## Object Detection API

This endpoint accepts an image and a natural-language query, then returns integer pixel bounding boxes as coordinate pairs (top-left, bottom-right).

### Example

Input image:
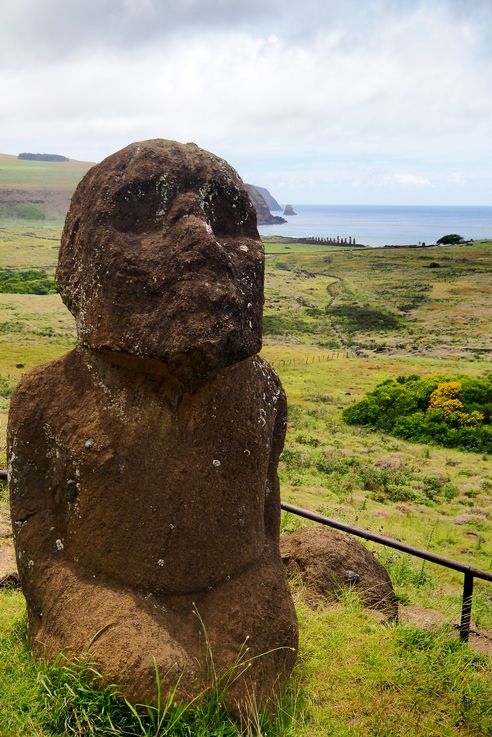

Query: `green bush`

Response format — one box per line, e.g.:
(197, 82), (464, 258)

(0, 203), (45, 220)
(12, 204), (46, 220)
(436, 234), (465, 245)
(0, 268), (57, 295)
(343, 374), (492, 453)
(0, 377), (13, 398)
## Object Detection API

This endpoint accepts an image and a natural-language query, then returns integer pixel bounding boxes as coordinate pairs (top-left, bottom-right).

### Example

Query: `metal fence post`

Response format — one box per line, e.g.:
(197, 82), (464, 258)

(459, 571), (474, 642)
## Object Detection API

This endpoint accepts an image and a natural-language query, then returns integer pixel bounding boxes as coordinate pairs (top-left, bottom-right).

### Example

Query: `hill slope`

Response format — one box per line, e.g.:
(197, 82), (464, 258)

(0, 154), (285, 225)
(245, 183), (286, 225)
(0, 153), (94, 219)
(0, 153), (284, 226)
(249, 183), (281, 211)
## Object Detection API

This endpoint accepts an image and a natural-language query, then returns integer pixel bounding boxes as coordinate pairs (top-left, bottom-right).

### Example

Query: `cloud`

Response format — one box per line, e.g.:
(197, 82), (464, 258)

(3, 0), (492, 66)
(0, 0), (277, 66)
(1, 0), (492, 203)
(388, 174), (433, 187)
(448, 172), (467, 185)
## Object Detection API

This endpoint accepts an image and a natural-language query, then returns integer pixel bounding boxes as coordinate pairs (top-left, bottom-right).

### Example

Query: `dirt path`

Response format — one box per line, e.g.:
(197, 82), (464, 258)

(323, 272), (353, 352)
(267, 251), (354, 352)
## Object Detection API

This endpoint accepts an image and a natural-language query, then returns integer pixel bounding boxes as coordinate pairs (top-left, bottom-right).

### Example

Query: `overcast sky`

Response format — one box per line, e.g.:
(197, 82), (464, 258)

(1, 0), (491, 204)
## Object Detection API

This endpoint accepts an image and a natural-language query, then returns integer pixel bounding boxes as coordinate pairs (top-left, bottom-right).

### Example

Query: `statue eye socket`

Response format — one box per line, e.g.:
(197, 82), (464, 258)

(203, 187), (256, 239)
(103, 178), (178, 234)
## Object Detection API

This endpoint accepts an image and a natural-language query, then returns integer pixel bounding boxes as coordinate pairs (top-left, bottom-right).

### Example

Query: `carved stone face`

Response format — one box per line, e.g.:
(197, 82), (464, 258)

(57, 139), (264, 380)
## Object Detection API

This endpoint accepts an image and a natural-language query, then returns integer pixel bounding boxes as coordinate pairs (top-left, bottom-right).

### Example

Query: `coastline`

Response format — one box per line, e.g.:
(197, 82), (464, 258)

(258, 204), (492, 247)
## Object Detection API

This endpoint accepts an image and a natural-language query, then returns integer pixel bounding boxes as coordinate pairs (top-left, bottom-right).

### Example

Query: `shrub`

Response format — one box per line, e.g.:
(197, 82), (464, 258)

(0, 377), (13, 398)
(0, 268), (57, 295)
(343, 374), (492, 453)
(436, 234), (465, 245)
(0, 203), (46, 219)
(12, 204), (45, 220)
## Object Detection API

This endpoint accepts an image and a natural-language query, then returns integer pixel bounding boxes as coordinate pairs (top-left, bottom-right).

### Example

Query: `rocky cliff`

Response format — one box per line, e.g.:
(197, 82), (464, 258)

(245, 184), (286, 225)
(250, 184), (281, 211)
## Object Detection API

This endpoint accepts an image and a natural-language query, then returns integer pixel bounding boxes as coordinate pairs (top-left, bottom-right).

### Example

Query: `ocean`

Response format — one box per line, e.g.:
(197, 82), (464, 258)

(257, 205), (492, 247)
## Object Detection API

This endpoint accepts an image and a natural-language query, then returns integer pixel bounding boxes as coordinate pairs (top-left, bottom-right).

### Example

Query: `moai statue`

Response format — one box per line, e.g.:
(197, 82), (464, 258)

(8, 140), (298, 706)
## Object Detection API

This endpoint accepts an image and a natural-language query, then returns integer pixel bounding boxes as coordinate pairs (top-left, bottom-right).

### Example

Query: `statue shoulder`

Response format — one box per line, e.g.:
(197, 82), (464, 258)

(8, 350), (84, 434)
(250, 355), (286, 400)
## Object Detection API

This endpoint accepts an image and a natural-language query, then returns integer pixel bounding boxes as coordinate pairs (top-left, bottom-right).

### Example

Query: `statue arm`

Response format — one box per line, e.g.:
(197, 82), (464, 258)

(264, 378), (288, 542)
(7, 368), (60, 617)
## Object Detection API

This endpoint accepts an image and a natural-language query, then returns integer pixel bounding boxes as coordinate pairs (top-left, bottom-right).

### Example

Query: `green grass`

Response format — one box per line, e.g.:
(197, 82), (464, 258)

(0, 152), (93, 220)
(264, 243), (355, 254)
(0, 217), (65, 270)
(263, 240), (492, 356)
(267, 350), (492, 623)
(0, 225), (491, 734)
(1, 589), (490, 737)
(0, 592), (300, 737)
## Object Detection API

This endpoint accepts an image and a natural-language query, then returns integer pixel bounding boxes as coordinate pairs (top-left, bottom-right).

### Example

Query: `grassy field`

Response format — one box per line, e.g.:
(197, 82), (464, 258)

(0, 221), (491, 735)
(0, 218), (65, 270)
(263, 239), (492, 357)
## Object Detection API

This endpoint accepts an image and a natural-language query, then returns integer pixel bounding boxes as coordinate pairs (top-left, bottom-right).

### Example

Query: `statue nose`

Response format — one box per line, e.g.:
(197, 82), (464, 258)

(176, 230), (234, 278)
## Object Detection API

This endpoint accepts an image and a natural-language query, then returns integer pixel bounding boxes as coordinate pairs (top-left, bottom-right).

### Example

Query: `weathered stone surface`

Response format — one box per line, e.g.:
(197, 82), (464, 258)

(283, 204), (297, 216)
(8, 139), (297, 707)
(281, 526), (398, 619)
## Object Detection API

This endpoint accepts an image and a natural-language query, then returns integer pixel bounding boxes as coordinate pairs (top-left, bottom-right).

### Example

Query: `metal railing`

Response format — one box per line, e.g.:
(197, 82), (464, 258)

(1, 469), (490, 642)
(281, 501), (492, 642)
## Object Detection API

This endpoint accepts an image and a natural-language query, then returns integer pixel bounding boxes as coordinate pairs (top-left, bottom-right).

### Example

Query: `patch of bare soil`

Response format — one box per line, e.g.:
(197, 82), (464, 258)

(401, 604), (449, 629)
(0, 542), (17, 585)
(401, 604), (492, 657)
(0, 508), (13, 539)
(0, 507), (18, 586)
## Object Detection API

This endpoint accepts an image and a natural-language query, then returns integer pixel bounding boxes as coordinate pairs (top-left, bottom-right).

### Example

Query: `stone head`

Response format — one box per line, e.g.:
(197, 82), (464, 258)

(57, 139), (264, 380)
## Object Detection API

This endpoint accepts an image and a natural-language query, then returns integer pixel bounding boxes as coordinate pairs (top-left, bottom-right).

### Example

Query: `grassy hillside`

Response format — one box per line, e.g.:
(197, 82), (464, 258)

(0, 153), (93, 219)
(0, 222), (491, 735)
(263, 240), (492, 358)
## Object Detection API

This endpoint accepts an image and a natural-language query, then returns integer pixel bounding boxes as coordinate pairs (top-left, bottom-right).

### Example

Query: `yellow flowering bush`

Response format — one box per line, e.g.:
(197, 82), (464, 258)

(343, 373), (492, 453)
(427, 381), (484, 426)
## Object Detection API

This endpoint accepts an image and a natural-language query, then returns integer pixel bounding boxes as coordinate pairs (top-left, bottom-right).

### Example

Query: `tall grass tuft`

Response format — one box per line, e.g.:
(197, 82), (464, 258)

(35, 608), (300, 737)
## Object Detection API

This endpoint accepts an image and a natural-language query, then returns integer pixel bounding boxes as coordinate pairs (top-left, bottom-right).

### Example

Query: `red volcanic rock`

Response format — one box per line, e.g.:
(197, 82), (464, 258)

(8, 140), (297, 708)
(281, 526), (398, 620)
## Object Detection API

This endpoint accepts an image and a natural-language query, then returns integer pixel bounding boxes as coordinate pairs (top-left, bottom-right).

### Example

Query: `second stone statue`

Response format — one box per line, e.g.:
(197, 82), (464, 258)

(8, 139), (298, 707)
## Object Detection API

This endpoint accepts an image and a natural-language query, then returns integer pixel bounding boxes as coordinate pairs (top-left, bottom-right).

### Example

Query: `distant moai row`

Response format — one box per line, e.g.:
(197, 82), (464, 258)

(302, 236), (356, 245)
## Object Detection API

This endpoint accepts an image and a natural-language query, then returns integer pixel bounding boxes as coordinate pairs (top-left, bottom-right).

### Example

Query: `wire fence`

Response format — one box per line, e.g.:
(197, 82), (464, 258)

(270, 351), (353, 367)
